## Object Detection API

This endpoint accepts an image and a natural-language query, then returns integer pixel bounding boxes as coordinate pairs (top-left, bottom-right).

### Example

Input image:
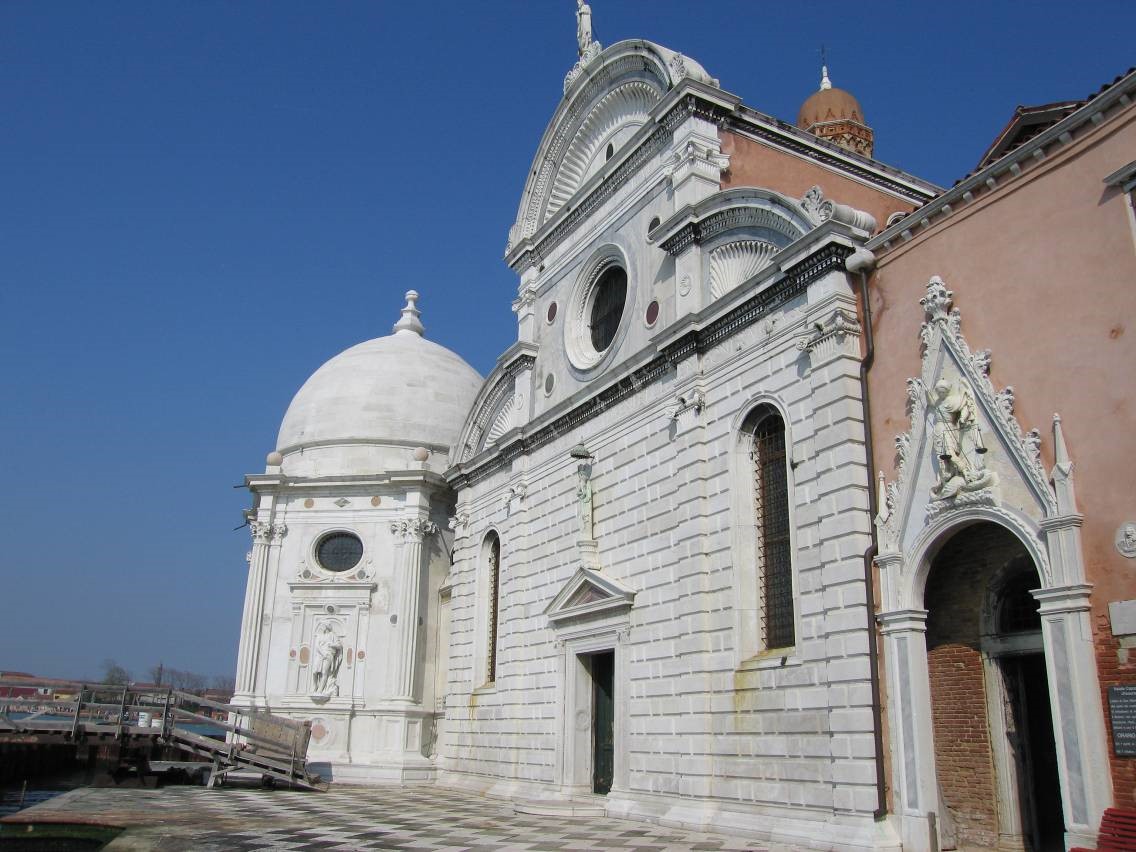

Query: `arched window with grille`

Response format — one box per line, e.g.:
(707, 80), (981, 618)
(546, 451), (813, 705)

(751, 408), (794, 649)
(484, 532), (501, 684)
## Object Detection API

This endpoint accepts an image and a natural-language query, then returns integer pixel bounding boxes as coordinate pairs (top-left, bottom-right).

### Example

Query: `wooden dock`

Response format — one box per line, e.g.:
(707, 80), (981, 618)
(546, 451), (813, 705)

(0, 679), (324, 791)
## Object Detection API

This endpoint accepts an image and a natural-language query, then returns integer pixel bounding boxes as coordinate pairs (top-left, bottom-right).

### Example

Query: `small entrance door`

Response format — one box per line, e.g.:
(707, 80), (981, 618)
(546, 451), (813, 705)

(1003, 654), (1065, 851)
(590, 651), (614, 794)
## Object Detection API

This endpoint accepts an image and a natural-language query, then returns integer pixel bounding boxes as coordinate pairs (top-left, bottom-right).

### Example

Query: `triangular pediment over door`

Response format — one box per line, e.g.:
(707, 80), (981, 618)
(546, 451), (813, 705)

(544, 567), (636, 627)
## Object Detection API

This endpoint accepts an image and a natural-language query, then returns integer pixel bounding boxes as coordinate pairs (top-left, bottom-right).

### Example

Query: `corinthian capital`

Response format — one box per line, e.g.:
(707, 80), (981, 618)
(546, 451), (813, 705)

(250, 521), (288, 542)
(389, 517), (438, 541)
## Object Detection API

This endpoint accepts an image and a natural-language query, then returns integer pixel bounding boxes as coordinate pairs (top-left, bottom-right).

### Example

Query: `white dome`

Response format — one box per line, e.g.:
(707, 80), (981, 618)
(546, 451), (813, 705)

(276, 292), (482, 459)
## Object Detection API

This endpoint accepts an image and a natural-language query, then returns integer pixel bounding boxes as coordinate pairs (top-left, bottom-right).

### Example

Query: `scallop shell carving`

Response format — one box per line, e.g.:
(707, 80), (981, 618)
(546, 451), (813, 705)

(484, 393), (520, 448)
(708, 240), (779, 299)
(544, 82), (658, 221)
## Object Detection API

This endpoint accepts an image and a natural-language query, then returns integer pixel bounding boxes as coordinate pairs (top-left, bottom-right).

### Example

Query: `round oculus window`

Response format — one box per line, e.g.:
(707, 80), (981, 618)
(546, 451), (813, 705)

(316, 532), (363, 573)
(588, 265), (627, 352)
(565, 255), (632, 371)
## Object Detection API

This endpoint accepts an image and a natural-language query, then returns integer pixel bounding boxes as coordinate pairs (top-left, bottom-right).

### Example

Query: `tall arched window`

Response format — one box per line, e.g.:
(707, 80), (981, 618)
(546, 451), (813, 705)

(752, 408), (794, 649)
(485, 532), (501, 684)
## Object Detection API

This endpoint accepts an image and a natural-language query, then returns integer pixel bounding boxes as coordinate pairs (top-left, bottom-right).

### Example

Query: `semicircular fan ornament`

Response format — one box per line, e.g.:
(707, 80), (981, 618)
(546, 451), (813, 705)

(708, 240), (779, 300)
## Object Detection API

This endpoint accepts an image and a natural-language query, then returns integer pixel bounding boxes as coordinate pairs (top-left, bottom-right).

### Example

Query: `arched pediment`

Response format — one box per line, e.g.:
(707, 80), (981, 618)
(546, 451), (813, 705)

(653, 187), (820, 258)
(453, 348), (536, 464)
(508, 40), (718, 252)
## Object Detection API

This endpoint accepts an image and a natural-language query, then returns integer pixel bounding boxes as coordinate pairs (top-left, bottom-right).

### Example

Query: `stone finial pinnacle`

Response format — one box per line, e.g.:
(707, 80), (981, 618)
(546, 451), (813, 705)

(393, 290), (425, 336)
(1052, 412), (1070, 467)
(820, 64), (832, 91)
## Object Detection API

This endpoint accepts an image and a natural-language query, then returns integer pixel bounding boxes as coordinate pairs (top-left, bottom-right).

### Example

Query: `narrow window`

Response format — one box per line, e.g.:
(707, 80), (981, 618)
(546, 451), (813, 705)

(486, 533), (501, 683)
(753, 411), (793, 648)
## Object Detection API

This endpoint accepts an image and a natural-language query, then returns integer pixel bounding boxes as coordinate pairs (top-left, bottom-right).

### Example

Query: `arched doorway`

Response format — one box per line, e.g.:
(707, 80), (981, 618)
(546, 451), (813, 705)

(924, 522), (1064, 851)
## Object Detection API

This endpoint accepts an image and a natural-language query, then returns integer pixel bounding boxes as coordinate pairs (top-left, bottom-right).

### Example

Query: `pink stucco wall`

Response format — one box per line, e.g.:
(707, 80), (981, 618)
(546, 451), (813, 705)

(868, 105), (1136, 804)
(720, 130), (921, 228)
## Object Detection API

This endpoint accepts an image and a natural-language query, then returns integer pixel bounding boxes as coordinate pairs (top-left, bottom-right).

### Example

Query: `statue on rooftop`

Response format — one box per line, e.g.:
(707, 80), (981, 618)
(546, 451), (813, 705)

(576, 0), (593, 57)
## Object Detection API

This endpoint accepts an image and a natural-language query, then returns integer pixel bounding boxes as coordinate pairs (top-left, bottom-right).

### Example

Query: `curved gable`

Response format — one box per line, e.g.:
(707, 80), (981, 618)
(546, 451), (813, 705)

(507, 40), (718, 253)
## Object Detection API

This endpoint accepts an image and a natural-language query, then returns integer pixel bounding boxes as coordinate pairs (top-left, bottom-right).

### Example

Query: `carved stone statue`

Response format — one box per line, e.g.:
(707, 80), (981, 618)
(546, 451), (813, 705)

(576, 463), (594, 540)
(926, 378), (997, 498)
(576, 0), (593, 57)
(312, 622), (343, 697)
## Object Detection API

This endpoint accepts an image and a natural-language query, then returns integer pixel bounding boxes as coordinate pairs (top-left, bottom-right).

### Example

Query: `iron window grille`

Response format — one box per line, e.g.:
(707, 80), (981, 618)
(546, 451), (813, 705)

(486, 534), (501, 683)
(753, 412), (794, 649)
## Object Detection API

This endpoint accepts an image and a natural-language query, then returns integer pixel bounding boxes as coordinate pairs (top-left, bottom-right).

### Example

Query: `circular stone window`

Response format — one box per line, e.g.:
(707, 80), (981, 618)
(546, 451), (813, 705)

(316, 532), (363, 573)
(565, 254), (631, 371)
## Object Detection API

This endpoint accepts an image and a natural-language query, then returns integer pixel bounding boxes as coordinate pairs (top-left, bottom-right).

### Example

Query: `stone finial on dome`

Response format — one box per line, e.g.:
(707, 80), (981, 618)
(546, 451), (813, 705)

(393, 290), (425, 336)
(820, 64), (832, 91)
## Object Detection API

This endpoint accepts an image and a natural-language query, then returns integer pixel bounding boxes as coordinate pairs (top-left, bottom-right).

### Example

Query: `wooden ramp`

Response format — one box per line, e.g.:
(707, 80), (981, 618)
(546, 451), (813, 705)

(0, 679), (324, 791)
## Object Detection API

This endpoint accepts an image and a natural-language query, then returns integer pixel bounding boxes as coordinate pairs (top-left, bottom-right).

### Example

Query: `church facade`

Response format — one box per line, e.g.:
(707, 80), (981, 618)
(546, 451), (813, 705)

(232, 16), (1136, 851)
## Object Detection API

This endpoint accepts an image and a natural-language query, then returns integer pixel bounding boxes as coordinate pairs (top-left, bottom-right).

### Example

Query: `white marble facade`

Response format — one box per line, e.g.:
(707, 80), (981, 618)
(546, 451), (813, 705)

(235, 37), (928, 850)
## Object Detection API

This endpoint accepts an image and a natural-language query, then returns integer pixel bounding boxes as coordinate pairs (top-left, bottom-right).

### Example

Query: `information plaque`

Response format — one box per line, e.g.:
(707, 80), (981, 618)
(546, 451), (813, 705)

(1108, 685), (1136, 757)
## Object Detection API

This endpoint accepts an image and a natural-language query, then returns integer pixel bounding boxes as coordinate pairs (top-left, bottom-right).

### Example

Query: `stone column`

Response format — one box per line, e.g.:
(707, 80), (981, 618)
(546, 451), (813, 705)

(878, 607), (938, 852)
(1033, 582), (1113, 849)
(389, 516), (436, 702)
(234, 520), (286, 702)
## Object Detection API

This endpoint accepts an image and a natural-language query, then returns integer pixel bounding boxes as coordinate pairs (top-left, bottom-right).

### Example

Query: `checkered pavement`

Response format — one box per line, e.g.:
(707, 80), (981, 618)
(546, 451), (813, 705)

(5, 783), (775, 850)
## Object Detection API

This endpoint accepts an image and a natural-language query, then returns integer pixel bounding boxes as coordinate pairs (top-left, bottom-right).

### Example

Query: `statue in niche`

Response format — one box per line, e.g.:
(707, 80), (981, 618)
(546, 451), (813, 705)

(925, 378), (997, 499)
(311, 622), (343, 697)
(576, 462), (594, 541)
(576, 0), (593, 57)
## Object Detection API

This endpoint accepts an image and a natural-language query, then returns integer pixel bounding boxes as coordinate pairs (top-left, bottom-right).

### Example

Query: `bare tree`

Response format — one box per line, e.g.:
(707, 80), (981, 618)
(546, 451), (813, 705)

(101, 658), (131, 684)
(210, 674), (236, 694)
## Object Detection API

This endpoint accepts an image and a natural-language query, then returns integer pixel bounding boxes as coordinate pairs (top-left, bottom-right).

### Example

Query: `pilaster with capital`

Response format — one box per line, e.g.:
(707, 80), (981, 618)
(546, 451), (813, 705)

(388, 516), (437, 701)
(234, 519), (288, 699)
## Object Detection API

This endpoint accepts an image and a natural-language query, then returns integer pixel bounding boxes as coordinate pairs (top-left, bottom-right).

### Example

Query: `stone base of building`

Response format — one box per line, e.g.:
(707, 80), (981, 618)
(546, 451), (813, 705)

(438, 770), (899, 850)
(309, 753), (437, 785)
(605, 790), (900, 851)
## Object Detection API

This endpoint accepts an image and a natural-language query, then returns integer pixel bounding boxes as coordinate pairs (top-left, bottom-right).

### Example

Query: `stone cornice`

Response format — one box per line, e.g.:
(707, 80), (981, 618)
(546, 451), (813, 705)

(245, 470), (451, 494)
(448, 238), (852, 489)
(868, 68), (1136, 254)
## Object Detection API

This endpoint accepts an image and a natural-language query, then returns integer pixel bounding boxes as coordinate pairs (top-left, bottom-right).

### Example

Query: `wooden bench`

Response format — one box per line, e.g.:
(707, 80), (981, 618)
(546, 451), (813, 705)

(1072, 808), (1136, 852)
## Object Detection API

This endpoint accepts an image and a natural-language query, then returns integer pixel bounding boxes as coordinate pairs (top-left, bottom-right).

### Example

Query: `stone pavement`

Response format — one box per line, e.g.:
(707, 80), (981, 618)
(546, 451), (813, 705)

(2, 783), (789, 850)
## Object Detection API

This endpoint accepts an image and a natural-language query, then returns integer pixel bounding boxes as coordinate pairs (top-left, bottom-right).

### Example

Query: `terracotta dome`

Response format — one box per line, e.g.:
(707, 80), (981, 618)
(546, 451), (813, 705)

(795, 66), (874, 158)
(798, 82), (865, 130)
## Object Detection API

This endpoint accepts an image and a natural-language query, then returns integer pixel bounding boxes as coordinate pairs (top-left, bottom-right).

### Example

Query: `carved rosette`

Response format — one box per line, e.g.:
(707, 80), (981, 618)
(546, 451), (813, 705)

(877, 276), (1055, 549)
(389, 517), (438, 541)
(250, 521), (288, 542)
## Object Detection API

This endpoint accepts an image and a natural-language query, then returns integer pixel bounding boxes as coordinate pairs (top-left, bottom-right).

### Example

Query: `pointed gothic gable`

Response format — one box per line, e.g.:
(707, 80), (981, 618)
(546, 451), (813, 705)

(877, 276), (1057, 571)
(544, 567), (636, 626)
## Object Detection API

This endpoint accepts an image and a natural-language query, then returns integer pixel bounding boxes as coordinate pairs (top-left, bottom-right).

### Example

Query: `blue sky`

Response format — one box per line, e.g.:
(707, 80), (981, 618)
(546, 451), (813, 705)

(2, 1), (1130, 682)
